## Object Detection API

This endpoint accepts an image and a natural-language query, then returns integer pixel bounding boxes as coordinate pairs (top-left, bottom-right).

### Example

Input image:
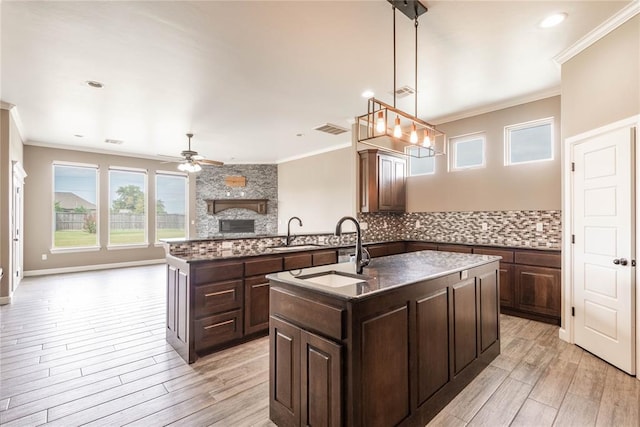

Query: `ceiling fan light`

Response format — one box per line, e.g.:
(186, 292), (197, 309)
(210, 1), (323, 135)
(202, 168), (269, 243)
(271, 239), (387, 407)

(177, 163), (187, 172)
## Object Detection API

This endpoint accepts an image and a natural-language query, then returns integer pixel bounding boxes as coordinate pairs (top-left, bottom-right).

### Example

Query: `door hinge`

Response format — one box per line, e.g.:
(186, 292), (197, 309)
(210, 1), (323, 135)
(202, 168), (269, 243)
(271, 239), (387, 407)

(571, 162), (575, 172)
(571, 307), (575, 317)
(571, 234), (575, 244)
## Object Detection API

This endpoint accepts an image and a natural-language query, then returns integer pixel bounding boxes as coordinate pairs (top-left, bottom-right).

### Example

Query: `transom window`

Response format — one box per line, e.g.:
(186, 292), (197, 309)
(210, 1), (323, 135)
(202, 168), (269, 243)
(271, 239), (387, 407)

(505, 118), (554, 165)
(449, 133), (485, 171)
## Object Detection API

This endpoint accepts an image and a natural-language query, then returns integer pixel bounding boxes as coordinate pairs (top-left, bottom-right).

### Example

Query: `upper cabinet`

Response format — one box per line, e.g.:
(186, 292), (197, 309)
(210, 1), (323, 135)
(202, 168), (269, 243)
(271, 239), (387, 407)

(359, 149), (406, 213)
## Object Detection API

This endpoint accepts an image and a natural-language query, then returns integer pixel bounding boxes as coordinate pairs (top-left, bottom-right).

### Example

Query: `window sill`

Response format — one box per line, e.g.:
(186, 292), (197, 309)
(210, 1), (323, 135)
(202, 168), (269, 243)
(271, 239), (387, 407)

(107, 244), (150, 251)
(50, 246), (101, 254)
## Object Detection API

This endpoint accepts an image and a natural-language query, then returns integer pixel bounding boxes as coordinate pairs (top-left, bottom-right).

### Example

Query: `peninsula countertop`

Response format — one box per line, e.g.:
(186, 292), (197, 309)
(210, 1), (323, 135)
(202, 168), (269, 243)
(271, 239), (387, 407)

(266, 250), (501, 300)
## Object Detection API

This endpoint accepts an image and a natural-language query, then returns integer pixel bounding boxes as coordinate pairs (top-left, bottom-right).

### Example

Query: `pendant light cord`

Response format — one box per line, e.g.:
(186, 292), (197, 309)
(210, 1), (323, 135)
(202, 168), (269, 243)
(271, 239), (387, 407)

(393, 7), (396, 108)
(414, 18), (419, 117)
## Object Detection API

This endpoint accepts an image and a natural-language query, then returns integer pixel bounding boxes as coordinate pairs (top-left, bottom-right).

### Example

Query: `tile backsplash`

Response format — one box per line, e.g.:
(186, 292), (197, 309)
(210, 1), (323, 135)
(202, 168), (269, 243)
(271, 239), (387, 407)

(361, 210), (561, 249)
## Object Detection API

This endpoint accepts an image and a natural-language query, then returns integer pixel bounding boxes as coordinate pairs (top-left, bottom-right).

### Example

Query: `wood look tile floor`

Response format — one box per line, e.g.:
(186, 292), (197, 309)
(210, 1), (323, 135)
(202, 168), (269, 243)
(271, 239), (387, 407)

(1, 265), (638, 426)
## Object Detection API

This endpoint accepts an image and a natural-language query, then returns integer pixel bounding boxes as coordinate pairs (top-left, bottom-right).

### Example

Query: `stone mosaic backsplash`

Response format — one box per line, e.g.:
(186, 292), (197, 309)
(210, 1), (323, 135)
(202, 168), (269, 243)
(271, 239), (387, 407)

(360, 210), (562, 249)
(167, 233), (357, 257)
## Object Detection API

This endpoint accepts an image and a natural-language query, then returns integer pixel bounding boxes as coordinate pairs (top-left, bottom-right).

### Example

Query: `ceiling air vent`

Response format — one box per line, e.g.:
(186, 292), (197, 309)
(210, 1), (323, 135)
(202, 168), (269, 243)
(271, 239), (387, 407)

(391, 85), (416, 98)
(104, 138), (124, 145)
(313, 123), (349, 135)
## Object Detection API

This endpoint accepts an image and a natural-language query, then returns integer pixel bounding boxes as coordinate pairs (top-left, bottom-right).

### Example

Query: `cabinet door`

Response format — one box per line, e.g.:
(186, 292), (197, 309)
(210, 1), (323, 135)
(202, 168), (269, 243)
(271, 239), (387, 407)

(245, 275), (270, 335)
(312, 250), (337, 266)
(515, 265), (561, 318)
(479, 271), (499, 353)
(452, 278), (477, 375)
(499, 263), (515, 309)
(391, 157), (406, 211)
(301, 331), (342, 427)
(416, 288), (450, 405)
(406, 242), (438, 252)
(378, 155), (395, 211)
(270, 316), (301, 427)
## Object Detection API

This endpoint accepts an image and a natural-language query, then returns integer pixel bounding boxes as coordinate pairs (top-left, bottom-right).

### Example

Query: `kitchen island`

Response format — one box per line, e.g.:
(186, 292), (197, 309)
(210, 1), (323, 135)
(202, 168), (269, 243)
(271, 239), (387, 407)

(267, 250), (501, 427)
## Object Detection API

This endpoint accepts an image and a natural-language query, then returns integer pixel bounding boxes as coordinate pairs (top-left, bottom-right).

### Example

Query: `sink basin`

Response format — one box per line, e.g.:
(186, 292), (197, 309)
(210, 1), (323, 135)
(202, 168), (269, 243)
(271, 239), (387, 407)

(270, 244), (322, 252)
(298, 271), (369, 288)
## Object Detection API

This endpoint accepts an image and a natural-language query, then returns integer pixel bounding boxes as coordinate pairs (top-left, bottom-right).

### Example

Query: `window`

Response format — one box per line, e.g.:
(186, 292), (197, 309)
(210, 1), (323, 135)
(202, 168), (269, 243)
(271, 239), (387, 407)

(109, 168), (147, 246)
(407, 146), (435, 176)
(505, 118), (553, 165)
(156, 173), (188, 242)
(450, 133), (485, 170)
(53, 163), (99, 249)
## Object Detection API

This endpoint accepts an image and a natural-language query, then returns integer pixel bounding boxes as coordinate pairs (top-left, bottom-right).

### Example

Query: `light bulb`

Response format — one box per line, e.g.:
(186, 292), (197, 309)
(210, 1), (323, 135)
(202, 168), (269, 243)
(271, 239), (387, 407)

(193, 163), (202, 172)
(177, 163), (187, 172)
(393, 115), (402, 138)
(423, 130), (432, 148)
(376, 111), (385, 133)
(410, 123), (418, 144)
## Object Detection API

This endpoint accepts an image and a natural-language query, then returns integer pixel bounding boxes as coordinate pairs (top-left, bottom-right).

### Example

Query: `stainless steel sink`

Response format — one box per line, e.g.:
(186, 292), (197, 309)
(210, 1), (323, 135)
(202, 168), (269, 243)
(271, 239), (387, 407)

(270, 244), (322, 252)
(298, 271), (369, 288)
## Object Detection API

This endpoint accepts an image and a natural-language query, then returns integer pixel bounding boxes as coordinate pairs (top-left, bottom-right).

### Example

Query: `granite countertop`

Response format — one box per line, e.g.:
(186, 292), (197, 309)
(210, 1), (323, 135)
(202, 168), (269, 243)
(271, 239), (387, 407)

(167, 243), (349, 262)
(266, 251), (501, 300)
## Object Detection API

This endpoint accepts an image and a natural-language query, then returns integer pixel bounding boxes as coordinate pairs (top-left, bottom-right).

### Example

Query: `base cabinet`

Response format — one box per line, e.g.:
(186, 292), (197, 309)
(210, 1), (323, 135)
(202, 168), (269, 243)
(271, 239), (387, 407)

(270, 316), (342, 427)
(269, 261), (500, 426)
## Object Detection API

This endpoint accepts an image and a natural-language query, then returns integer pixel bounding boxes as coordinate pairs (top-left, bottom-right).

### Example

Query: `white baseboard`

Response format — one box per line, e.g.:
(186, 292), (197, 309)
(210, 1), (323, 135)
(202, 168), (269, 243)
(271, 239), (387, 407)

(558, 327), (571, 343)
(0, 295), (12, 305)
(24, 259), (166, 277)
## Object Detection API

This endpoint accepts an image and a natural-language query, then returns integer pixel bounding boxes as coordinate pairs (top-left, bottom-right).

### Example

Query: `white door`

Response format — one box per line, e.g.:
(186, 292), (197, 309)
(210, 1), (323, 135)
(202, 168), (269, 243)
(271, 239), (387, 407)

(12, 162), (26, 292)
(572, 125), (635, 375)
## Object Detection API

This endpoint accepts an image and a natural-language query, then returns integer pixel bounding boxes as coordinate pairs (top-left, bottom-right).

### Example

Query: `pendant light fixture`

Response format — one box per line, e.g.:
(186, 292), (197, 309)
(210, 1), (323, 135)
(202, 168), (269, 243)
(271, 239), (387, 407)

(356, 0), (445, 158)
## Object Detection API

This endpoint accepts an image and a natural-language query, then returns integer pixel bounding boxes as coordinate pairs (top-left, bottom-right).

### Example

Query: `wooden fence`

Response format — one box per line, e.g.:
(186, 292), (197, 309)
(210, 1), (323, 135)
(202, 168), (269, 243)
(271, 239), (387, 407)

(55, 213), (185, 231)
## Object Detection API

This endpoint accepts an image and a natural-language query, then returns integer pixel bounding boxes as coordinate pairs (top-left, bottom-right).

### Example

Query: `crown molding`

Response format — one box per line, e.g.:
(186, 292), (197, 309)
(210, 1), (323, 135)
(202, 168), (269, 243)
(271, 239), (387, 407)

(554, 0), (640, 65)
(276, 142), (352, 164)
(430, 88), (561, 126)
(0, 101), (26, 142)
(24, 139), (179, 162)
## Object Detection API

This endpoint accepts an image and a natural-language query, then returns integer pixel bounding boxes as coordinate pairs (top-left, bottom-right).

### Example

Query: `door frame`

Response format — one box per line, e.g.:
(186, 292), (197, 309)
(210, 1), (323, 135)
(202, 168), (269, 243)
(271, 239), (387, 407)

(11, 161), (27, 293)
(562, 115), (640, 374)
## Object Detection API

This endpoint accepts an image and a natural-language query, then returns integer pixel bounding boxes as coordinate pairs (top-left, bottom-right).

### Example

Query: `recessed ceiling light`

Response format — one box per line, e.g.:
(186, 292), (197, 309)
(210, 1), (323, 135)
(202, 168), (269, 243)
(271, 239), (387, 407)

(104, 138), (123, 145)
(539, 13), (567, 28)
(361, 90), (374, 98)
(74, 134), (84, 138)
(86, 80), (104, 88)
(296, 133), (304, 137)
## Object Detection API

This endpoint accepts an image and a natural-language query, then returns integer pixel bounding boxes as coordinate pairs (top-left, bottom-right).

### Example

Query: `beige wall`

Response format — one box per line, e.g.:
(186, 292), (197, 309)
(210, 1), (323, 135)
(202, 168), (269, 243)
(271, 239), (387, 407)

(277, 147), (356, 234)
(407, 96), (561, 212)
(561, 15), (640, 139)
(23, 145), (196, 272)
(1, 108), (25, 300)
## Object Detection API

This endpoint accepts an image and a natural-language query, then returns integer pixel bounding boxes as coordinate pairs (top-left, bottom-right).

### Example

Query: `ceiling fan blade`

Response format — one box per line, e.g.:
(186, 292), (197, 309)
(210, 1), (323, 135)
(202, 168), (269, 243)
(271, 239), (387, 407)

(197, 159), (224, 166)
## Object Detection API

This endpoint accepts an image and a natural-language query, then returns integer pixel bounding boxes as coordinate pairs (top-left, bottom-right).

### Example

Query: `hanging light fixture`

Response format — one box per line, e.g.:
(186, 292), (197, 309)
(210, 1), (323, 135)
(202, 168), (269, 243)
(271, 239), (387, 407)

(356, 0), (445, 158)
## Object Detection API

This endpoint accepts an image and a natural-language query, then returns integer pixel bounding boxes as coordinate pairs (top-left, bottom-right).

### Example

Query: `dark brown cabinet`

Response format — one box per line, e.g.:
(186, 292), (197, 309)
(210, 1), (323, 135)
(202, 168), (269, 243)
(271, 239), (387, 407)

(406, 242), (438, 252)
(365, 241), (406, 258)
(514, 265), (561, 318)
(244, 275), (271, 335)
(269, 260), (500, 426)
(358, 149), (406, 213)
(270, 316), (342, 427)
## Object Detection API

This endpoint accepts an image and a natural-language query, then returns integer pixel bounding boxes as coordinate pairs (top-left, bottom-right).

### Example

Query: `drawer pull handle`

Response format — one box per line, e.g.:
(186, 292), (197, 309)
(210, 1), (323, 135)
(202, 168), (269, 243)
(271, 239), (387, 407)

(204, 319), (235, 330)
(253, 283), (269, 288)
(204, 289), (235, 298)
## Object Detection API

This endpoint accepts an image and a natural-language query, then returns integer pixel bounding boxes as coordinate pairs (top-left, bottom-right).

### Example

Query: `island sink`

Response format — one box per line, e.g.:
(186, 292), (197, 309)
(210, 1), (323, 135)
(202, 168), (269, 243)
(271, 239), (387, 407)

(297, 270), (369, 288)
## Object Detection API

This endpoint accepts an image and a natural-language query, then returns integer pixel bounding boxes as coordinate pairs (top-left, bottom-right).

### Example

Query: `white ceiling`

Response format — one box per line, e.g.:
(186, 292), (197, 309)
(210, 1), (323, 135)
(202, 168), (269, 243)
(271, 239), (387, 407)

(1, 1), (630, 164)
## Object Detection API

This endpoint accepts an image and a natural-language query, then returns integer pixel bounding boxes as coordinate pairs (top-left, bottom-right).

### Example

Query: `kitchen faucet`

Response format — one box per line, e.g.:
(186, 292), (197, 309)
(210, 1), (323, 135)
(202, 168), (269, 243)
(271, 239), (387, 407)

(286, 216), (303, 246)
(335, 216), (370, 274)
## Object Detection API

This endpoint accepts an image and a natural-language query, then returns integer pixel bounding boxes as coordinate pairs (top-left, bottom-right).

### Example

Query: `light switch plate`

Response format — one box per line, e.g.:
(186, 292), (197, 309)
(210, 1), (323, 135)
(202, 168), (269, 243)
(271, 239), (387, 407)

(481, 223), (488, 231)
(536, 223), (544, 232)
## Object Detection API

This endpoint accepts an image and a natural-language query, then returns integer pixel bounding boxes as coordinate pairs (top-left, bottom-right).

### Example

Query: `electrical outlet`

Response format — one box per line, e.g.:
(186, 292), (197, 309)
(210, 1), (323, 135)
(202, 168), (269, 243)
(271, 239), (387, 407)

(41, 254), (47, 261)
(221, 241), (232, 249)
(481, 223), (488, 231)
(415, 220), (421, 228)
(536, 223), (544, 232)
(360, 222), (368, 230)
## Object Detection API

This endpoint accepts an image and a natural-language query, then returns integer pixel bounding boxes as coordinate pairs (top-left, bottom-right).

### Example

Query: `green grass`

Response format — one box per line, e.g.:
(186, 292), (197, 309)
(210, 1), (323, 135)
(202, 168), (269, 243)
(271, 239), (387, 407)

(54, 228), (186, 247)
(54, 230), (98, 247)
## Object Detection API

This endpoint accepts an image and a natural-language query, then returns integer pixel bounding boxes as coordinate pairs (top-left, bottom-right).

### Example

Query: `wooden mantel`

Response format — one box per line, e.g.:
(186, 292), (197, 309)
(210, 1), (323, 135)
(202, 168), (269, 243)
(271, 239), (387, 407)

(206, 199), (268, 215)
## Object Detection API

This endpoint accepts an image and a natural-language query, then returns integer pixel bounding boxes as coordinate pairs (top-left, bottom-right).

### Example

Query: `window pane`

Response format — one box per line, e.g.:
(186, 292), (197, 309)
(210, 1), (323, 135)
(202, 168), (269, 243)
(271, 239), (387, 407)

(156, 174), (187, 241)
(109, 170), (147, 245)
(53, 165), (99, 248)
(408, 146), (435, 176)
(509, 122), (552, 164)
(455, 138), (484, 168)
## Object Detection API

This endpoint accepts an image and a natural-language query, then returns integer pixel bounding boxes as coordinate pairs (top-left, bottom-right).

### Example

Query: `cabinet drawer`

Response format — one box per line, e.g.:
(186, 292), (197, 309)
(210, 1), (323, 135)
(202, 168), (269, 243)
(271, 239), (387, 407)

(193, 261), (243, 285)
(514, 251), (561, 268)
(474, 247), (514, 263)
(406, 242), (438, 252)
(438, 244), (472, 254)
(366, 244), (388, 258)
(245, 256), (283, 276)
(194, 280), (242, 318)
(312, 251), (337, 266)
(195, 310), (243, 351)
(284, 253), (313, 270)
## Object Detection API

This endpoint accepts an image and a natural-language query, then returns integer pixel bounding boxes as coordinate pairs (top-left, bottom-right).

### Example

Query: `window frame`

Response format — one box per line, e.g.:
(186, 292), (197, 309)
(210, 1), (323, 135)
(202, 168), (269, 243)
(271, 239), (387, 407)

(155, 171), (189, 244)
(405, 146), (436, 176)
(51, 162), (100, 253)
(107, 166), (149, 249)
(449, 132), (486, 171)
(504, 117), (554, 166)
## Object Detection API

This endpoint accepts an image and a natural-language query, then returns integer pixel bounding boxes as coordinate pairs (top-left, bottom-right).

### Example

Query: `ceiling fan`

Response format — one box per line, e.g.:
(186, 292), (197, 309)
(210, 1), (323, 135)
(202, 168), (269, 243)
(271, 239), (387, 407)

(162, 133), (224, 172)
